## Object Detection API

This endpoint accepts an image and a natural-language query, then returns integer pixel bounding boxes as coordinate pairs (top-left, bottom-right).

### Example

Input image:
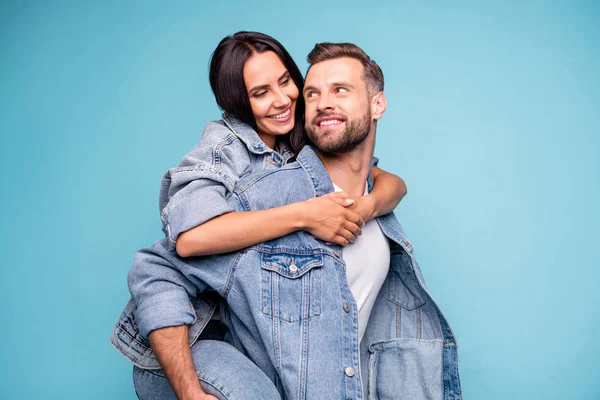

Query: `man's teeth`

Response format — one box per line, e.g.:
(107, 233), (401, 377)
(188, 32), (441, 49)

(270, 109), (290, 119)
(319, 119), (342, 126)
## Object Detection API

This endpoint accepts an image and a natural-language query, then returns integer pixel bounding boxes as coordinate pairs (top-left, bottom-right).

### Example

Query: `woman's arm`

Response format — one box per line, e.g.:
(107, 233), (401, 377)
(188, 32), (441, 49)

(348, 166), (407, 223)
(176, 193), (363, 257)
(176, 166), (406, 258)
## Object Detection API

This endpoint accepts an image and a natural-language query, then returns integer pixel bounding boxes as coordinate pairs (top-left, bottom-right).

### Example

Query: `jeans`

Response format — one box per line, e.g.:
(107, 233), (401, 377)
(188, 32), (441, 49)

(133, 339), (281, 400)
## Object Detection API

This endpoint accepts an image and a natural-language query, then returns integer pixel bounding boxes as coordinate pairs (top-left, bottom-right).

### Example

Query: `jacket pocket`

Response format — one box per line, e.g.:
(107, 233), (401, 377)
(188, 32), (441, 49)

(260, 252), (323, 322)
(368, 338), (444, 400)
(387, 250), (426, 310)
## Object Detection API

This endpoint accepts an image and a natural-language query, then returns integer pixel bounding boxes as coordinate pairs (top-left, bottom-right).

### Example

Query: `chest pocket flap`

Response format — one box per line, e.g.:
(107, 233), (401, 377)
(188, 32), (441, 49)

(260, 252), (323, 322)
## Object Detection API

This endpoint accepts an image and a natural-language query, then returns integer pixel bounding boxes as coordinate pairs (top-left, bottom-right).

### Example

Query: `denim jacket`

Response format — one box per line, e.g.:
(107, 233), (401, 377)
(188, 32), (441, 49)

(111, 145), (462, 399)
(158, 113), (292, 247)
(109, 113), (291, 366)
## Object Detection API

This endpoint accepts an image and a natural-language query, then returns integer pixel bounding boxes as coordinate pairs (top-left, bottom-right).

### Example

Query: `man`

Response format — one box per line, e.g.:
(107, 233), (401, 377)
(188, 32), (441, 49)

(112, 42), (462, 400)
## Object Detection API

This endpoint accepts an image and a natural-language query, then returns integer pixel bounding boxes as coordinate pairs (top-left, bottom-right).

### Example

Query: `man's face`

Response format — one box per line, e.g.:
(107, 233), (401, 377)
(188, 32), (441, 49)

(303, 57), (372, 154)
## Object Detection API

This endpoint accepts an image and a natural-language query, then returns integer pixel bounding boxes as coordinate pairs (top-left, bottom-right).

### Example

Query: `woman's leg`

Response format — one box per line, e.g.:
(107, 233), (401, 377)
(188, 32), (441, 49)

(133, 339), (281, 400)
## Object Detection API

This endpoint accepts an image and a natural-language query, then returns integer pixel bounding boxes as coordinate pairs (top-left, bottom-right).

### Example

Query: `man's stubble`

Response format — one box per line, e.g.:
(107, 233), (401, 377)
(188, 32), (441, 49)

(305, 108), (372, 154)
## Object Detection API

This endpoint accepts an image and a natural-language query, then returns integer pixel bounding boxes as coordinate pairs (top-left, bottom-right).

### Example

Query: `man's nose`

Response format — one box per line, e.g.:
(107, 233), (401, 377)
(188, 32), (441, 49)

(316, 92), (334, 112)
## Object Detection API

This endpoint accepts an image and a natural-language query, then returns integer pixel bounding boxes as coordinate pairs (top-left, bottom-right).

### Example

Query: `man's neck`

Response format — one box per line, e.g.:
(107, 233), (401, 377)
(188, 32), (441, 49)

(316, 131), (376, 196)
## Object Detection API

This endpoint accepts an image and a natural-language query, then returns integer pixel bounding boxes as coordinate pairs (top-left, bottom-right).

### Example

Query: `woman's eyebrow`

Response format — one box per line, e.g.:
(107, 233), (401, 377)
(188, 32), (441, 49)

(248, 84), (268, 94)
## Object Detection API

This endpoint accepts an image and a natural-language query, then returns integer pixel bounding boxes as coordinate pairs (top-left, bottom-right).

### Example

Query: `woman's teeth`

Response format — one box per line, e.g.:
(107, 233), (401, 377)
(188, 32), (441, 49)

(270, 109), (290, 119)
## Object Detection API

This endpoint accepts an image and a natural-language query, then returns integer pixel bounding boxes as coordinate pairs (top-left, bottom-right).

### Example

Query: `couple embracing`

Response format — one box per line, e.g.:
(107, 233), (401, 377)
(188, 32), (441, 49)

(111, 31), (461, 400)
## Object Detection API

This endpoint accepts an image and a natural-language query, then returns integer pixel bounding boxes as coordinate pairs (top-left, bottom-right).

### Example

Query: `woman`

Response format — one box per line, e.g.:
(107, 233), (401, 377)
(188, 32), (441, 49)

(134, 31), (406, 400)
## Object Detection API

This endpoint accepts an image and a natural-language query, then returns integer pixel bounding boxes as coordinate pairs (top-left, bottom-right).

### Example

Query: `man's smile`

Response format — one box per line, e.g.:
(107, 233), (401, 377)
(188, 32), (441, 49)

(316, 115), (345, 128)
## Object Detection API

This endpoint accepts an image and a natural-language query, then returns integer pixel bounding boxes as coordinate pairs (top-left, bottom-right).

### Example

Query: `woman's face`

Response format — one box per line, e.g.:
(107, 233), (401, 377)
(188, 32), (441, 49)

(243, 51), (299, 149)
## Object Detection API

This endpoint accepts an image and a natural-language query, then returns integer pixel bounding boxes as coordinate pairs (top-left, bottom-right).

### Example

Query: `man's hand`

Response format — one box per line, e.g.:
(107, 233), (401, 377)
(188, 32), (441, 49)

(148, 326), (219, 400)
(300, 192), (364, 245)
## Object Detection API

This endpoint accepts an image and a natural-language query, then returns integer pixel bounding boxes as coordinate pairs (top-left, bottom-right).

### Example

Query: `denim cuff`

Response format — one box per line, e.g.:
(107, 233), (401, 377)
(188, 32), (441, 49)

(135, 290), (196, 340)
(162, 185), (235, 248)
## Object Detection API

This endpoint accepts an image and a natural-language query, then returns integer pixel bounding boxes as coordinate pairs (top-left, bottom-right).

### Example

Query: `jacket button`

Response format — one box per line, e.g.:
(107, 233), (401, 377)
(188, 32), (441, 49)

(345, 367), (355, 377)
(289, 264), (298, 273)
(343, 303), (351, 313)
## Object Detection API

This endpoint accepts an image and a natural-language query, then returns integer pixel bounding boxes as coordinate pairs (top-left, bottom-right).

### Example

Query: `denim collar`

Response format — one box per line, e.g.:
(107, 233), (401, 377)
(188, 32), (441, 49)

(296, 146), (380, 196)
(221, 112), (272, 155)
(296, 146), (335, 197)
(221, 112), (295, 163)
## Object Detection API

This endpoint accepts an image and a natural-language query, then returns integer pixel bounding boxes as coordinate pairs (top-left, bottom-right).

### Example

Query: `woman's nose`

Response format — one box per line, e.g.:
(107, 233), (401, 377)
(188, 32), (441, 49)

(273, 89), (291, 108)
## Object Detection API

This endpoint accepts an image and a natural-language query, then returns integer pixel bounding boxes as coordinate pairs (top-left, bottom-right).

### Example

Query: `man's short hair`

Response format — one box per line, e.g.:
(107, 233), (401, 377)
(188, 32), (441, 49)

(307, 42), (384, 96)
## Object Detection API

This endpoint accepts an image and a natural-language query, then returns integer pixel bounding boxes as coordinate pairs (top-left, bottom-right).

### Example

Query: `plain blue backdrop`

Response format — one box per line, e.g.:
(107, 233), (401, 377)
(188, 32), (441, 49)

(1, 1), (598, 399)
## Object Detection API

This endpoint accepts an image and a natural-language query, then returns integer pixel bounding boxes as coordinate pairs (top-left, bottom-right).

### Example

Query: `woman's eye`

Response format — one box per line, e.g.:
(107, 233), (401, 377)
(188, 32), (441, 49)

(254, 91), (267, 98)
(280, 77), (290, 86)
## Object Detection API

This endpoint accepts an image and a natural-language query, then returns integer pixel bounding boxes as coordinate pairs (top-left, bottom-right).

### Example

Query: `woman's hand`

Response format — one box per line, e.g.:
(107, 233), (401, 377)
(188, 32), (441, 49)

(346, 194), (377, 223)
(300, 192), (364, 245)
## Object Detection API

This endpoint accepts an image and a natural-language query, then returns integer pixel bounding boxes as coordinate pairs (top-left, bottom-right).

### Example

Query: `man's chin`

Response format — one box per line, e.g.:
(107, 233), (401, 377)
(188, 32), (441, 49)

(312, 139), (347, 154)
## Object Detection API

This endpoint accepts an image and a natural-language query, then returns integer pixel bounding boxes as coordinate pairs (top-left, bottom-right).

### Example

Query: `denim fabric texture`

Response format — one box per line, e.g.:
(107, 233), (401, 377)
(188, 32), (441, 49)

(111, 116), (462, 399)
(133, 340), (281, 400)
(158, 113), (292, 247)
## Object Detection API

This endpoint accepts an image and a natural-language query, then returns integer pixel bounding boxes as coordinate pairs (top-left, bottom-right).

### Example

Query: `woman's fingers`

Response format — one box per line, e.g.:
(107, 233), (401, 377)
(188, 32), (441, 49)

(328, 191), (355, 207)
(328, 191), (348, 199)
(338, 228), (357, 244)
(328, 236), (350, 246)
(328, 196), (354, 207)
(344, 220), (362, 236)
(345, 209), (364, 228)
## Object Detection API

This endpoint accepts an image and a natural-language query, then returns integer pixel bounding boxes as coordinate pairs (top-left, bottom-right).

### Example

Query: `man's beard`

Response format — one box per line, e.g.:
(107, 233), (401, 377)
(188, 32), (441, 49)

(305, 110), (371, 154)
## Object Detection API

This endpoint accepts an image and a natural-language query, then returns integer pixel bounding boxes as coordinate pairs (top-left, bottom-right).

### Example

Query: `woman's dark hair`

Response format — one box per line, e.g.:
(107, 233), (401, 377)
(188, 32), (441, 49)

(209, 31), (307, 154)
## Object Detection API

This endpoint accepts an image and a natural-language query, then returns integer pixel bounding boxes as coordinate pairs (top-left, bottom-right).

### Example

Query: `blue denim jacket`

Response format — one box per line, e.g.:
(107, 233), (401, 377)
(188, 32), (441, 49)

(158, 113), (292, 247)
(109, 113), (291, 366)
(111, 144), (462, 399)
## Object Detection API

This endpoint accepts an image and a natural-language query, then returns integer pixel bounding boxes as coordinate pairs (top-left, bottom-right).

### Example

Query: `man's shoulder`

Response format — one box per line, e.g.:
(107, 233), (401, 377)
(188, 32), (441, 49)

(233, 161), (315, 210)
(236, 161), (306, 191)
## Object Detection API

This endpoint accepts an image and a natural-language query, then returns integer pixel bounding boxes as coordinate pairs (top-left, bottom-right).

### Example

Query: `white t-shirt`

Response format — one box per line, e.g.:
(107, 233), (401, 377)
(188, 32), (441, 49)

(334, 183), (391, 343)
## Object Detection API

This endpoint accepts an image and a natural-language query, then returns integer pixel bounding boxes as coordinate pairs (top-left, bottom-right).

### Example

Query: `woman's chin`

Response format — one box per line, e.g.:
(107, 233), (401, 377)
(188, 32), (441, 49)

(267, 122), (295, 136)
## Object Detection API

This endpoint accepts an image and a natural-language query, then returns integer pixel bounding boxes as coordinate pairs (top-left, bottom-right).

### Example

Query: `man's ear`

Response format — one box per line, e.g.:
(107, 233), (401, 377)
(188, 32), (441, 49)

(371, 92), (387, 120)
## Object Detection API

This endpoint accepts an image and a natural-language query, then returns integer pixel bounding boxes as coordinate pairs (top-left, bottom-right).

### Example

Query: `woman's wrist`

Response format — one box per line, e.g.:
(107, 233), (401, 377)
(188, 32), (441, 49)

(289, 201), (310, 230)
(362, 194), (378, 221)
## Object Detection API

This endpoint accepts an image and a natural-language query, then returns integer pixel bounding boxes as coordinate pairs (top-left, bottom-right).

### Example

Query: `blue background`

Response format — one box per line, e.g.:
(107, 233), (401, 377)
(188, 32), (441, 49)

(1, 0), (598, 398)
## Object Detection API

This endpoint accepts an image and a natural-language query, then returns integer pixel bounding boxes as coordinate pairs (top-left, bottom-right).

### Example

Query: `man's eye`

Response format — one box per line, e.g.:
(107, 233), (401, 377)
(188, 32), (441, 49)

(336, 87), (348, 94)
(306, 92), (318, 98)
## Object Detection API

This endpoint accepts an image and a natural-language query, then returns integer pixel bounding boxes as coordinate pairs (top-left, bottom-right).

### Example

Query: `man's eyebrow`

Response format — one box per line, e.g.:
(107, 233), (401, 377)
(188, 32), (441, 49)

(303, 81), (356, 94)
(248, 71), (290, 93)
(331, 80), (356, 89)
(303, 84), (318, 94)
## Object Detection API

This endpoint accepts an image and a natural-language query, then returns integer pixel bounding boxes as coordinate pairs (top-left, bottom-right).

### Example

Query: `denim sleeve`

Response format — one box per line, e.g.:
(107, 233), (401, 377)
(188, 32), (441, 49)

(159, 123), (251, 247)
(127, 240), (206, 339)
(128, 195), (247, 339)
